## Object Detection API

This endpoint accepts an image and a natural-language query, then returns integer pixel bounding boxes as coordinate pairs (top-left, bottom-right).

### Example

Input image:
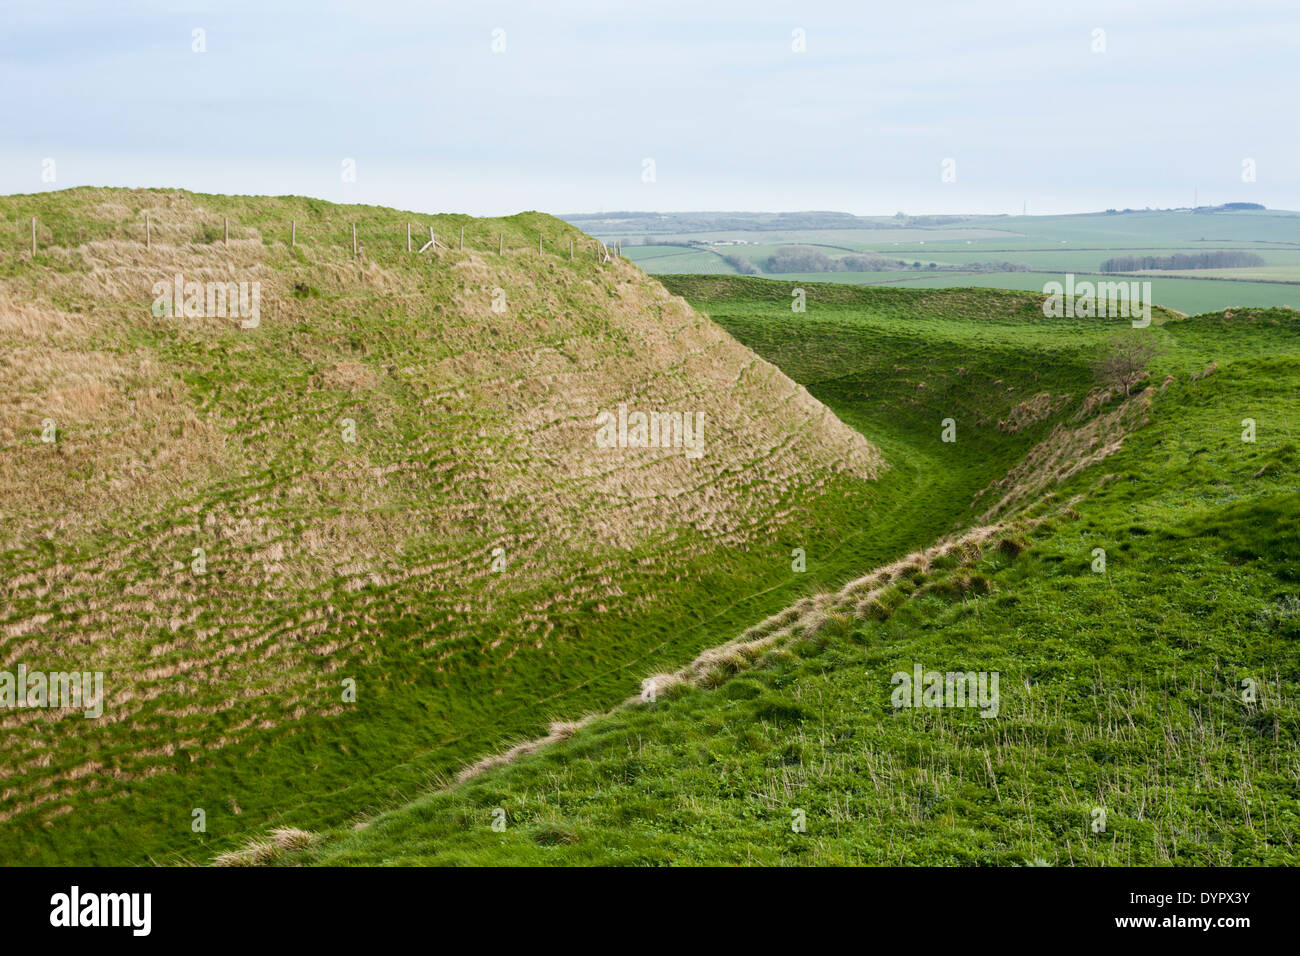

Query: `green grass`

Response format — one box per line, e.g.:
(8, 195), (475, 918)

(270, 279), (1300, 866)
(0, 191), (1099, 866)
(627, 244), (737, 273)
(756, 271), (1300, 316)
(9, 193), (1297, 866)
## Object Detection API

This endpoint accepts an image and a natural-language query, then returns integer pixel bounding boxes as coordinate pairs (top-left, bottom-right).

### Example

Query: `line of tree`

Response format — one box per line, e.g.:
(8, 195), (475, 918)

(763, 247), (846, 273)
(764, 247), (915, 273)
(720, 253), (761, 274)
(762, 246), (1029, 275)
(1100, 251), (1265, 272)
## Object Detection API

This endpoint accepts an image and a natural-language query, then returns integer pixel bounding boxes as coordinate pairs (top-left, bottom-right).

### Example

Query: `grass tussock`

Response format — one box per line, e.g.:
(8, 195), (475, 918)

(210, 827), (317, 867)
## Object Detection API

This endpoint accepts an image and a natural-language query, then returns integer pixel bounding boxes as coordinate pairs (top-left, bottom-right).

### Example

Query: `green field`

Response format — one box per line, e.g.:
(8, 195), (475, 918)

(609, 208), (1300, 316)
(757, 271), (1300, 316)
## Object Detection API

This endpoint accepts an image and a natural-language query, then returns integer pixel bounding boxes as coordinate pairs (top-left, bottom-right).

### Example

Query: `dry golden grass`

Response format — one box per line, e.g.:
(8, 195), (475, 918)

(210, 827), (318, 867)
(975, 387), (1153, 522)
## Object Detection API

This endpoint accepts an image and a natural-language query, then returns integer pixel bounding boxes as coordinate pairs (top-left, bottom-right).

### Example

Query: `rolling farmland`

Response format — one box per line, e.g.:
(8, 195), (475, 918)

(584, 208), (1300, 315)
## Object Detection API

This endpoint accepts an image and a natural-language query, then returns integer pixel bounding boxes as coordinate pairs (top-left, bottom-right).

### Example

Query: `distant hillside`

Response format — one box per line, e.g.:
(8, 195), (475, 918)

(593, 208), (1300, 315)
(562, 210), (983, 235)
(560, 206), (1285, 240)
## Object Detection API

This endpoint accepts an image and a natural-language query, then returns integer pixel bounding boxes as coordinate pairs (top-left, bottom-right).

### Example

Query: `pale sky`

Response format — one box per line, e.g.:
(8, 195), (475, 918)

(2, 0), (1297, 216)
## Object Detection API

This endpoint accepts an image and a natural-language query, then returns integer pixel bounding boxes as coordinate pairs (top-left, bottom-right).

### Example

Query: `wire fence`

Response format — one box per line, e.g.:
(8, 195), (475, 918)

(17, 214), (625, 263)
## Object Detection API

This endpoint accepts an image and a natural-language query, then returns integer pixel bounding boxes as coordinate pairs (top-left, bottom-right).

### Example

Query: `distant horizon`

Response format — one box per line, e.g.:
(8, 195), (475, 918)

(6, 183), (1291, 223)
(561, 203), (1286, 220)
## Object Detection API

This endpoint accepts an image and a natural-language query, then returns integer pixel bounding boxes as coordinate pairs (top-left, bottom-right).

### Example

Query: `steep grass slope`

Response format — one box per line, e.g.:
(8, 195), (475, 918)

(276, 281), (1298, 865)
(2, 190), (900, 864)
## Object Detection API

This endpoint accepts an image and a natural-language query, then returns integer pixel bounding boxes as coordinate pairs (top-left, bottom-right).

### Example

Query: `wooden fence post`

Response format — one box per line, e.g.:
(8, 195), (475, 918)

(31, 217), (36, 258)
(291, 220), (296, 247)
(407, 223), (411, 252)
(498, 234), (503, 255)
(352, 223), (358, 258)
(224, 217), (229, 244)
(570, 239), (574, 260)
(460, 226), (464, 250)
